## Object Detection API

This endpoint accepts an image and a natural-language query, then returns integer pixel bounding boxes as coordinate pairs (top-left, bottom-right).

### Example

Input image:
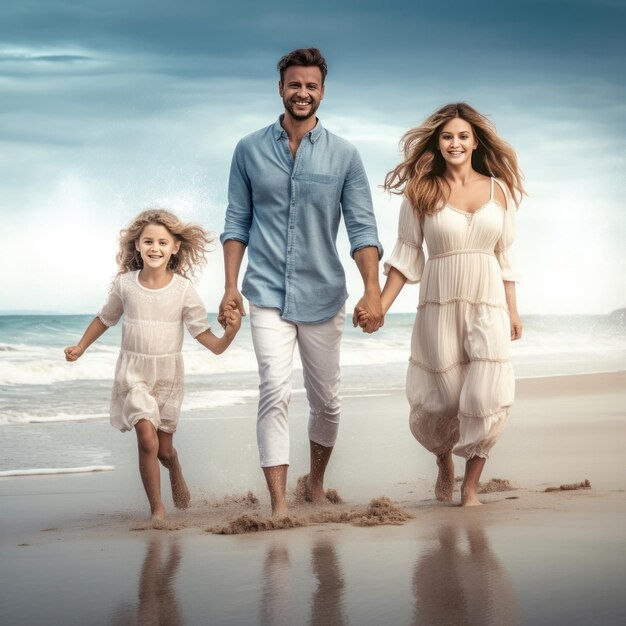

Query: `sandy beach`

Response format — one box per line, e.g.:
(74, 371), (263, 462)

(1, 370), (625, 624)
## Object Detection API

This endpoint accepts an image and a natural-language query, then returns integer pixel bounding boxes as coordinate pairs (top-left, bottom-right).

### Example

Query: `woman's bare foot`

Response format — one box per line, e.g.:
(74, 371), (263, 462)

(435, 453), (455, 502)
(460, 486), (483, 506)
(460, 456), (486, 506)
(151, 503), (167, 523)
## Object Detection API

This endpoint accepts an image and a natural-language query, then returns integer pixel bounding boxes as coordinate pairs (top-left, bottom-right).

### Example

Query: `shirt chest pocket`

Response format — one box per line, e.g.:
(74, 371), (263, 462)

(298, 173), (340, 208)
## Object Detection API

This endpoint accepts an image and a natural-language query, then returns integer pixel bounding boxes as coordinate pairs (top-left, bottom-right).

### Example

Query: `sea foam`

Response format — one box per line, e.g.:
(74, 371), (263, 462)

(0, 465), (115, 477)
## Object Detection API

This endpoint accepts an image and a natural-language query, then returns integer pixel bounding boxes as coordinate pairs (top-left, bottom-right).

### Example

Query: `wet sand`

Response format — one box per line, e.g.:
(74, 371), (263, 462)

(1, 371), (625, 624)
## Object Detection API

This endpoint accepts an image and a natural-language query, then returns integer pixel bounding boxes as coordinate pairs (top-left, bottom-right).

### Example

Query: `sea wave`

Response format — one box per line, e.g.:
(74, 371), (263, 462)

(1, 313), (625, 386)
(0, 411), (109, 425)
(0, 465), (115, 477)
(182, 389), (259, 410)
(0, 341), (414, 386)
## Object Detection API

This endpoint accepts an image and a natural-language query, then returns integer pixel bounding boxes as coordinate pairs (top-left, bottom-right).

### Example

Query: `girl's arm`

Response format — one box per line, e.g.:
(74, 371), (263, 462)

(64, 317), (109, 361)
(195, 309), (241, 355)
(504, 281), (522, 340)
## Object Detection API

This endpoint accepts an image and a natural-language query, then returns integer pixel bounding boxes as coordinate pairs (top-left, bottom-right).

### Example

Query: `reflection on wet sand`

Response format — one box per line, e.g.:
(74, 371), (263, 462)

(111, 537), (183, 626)
(310, 539), (346, 626)
(260, 538), (346, 626)
(413, 523), (519, 625)
(260, 541), (292, 626)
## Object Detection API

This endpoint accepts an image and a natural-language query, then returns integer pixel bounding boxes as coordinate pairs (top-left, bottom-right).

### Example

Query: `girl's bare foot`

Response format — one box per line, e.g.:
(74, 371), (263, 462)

(169, 465), (190, 509)
(435, 453), (455, 502)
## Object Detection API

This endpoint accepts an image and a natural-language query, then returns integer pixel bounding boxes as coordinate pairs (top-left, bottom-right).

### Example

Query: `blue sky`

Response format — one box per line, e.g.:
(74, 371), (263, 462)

(1, 0), (624, 314)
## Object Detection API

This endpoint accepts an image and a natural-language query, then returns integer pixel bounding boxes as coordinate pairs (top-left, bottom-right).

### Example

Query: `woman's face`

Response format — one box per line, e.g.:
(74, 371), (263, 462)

(438, 118), (477, 167)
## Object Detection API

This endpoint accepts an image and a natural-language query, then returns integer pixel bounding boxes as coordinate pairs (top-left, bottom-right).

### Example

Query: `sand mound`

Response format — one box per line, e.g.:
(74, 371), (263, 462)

(293, 474), (344, 505)
(324, 489), (344, 504)
(478, 478), (516, 494)
(311, 497), (413, 527)
(218, 491), (260, 507)
(544, 479), (591, 493)
(210, 513), (307, 535)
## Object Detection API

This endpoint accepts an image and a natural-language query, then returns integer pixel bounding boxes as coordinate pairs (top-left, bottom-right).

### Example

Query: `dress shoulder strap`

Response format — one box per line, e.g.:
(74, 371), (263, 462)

(489, 176), (494, 200)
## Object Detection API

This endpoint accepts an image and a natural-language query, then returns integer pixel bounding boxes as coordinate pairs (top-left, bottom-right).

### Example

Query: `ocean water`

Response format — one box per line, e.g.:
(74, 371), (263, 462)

(0, 311), (624, 473)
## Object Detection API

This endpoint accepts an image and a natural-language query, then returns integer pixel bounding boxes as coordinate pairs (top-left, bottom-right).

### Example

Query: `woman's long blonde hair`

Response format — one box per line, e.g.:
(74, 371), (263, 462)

(117, 209), (215, 279)
(384, 103), (525, 218)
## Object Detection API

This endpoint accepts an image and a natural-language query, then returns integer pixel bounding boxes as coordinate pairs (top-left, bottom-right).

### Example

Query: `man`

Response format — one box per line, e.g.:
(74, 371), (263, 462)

(219, 47), (383, 516)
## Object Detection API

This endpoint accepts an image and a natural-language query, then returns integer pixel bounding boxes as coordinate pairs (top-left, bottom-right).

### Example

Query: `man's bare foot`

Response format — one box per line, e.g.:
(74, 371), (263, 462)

(305, 474), (328, 505)
(435, 453), (455, 502)
(272, 503), (290, 518)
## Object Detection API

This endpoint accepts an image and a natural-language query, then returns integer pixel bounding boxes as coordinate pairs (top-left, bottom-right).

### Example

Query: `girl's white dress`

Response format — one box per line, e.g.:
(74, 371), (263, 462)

(97, 271), (210, 433)
(384, 178), (519, 459)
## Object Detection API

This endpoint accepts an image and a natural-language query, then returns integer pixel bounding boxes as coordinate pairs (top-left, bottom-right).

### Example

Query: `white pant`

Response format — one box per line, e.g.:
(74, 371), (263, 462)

(249, 304), (345, 467)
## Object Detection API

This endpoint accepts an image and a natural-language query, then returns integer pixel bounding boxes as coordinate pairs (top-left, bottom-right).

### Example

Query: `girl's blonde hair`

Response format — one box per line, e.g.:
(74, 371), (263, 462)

(384, 102), (525, 218)
(117, 209), (215, 279)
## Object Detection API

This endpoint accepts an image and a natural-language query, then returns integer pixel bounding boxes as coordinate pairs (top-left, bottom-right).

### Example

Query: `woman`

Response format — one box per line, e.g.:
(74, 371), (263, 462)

(363, 103), (524, 505)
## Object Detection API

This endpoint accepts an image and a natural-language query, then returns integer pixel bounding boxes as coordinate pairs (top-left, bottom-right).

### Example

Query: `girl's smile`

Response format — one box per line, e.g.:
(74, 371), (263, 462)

(135, 223), (180, 273)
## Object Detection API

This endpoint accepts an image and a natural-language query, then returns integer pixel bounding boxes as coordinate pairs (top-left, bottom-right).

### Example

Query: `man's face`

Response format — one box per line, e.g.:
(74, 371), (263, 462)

(279, 65), (324, 122)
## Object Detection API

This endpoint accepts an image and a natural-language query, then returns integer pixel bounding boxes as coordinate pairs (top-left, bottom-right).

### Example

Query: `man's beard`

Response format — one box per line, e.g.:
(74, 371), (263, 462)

(283, 97), (319, 121)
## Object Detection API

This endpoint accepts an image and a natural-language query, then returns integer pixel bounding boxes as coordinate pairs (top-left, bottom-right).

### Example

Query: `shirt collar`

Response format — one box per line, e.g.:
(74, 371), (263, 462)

(273, 115), (324, 144)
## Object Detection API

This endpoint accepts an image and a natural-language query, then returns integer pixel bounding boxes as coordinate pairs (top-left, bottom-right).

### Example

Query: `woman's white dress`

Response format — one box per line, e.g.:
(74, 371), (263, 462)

(384, 178), (519, 459)
(97, 271), (210, 433)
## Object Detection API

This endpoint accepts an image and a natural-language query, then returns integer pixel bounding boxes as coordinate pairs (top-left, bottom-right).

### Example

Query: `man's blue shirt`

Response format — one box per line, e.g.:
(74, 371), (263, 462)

(221, 116), (383, 324)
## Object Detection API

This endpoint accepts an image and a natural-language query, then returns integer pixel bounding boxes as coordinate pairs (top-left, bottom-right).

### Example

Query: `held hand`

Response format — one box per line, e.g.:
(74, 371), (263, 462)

(218, 288), (245, 328)
(223, 308), (242, 335)
(510, 313), (522, 341)
(64, 345), (84, 362)
(355, 308), (372, 331)
(352, 293), (383, 334)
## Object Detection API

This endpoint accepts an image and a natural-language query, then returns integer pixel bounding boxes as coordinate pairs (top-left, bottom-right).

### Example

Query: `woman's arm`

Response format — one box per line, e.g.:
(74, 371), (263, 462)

(380, 267), (409, 314)
(357, 267), (408, 328)
(504, 281), (522, 340)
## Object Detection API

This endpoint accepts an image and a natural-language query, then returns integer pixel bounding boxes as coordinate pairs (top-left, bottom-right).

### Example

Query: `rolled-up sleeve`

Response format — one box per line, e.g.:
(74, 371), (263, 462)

(340, 150), (383, 259)
(182, 282), (211, 338)
(494, 180), (521, 283)
(383, 197), (425, 284)
(97, 276), (124, 327)
(220, 141), (252, 246)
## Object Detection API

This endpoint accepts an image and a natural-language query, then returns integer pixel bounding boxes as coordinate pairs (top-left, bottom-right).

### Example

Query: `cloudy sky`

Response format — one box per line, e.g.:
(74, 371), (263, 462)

(1, 0), (624, 315)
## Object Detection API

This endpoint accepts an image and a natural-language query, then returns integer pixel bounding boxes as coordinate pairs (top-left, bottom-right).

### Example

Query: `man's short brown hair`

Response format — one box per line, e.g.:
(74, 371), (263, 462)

(277, 48), (328, 84)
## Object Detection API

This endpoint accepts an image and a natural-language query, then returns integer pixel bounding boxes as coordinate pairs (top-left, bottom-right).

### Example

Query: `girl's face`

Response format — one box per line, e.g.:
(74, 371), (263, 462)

(135, 223), (180, 273)
(438, 117), (477, 167)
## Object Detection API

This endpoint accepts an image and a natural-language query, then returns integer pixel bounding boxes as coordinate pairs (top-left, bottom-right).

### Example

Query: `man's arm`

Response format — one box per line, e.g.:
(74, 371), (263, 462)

(219, 142), (252, 326)
(352, 246), (383, 333)
(340, 150), (384, 333)
(218, 240), (247, 326)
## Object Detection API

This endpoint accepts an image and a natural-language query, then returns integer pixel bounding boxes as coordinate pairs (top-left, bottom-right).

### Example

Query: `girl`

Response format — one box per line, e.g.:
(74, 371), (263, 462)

(65, 209), (241, 521)
(360, 103), (524, 505)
